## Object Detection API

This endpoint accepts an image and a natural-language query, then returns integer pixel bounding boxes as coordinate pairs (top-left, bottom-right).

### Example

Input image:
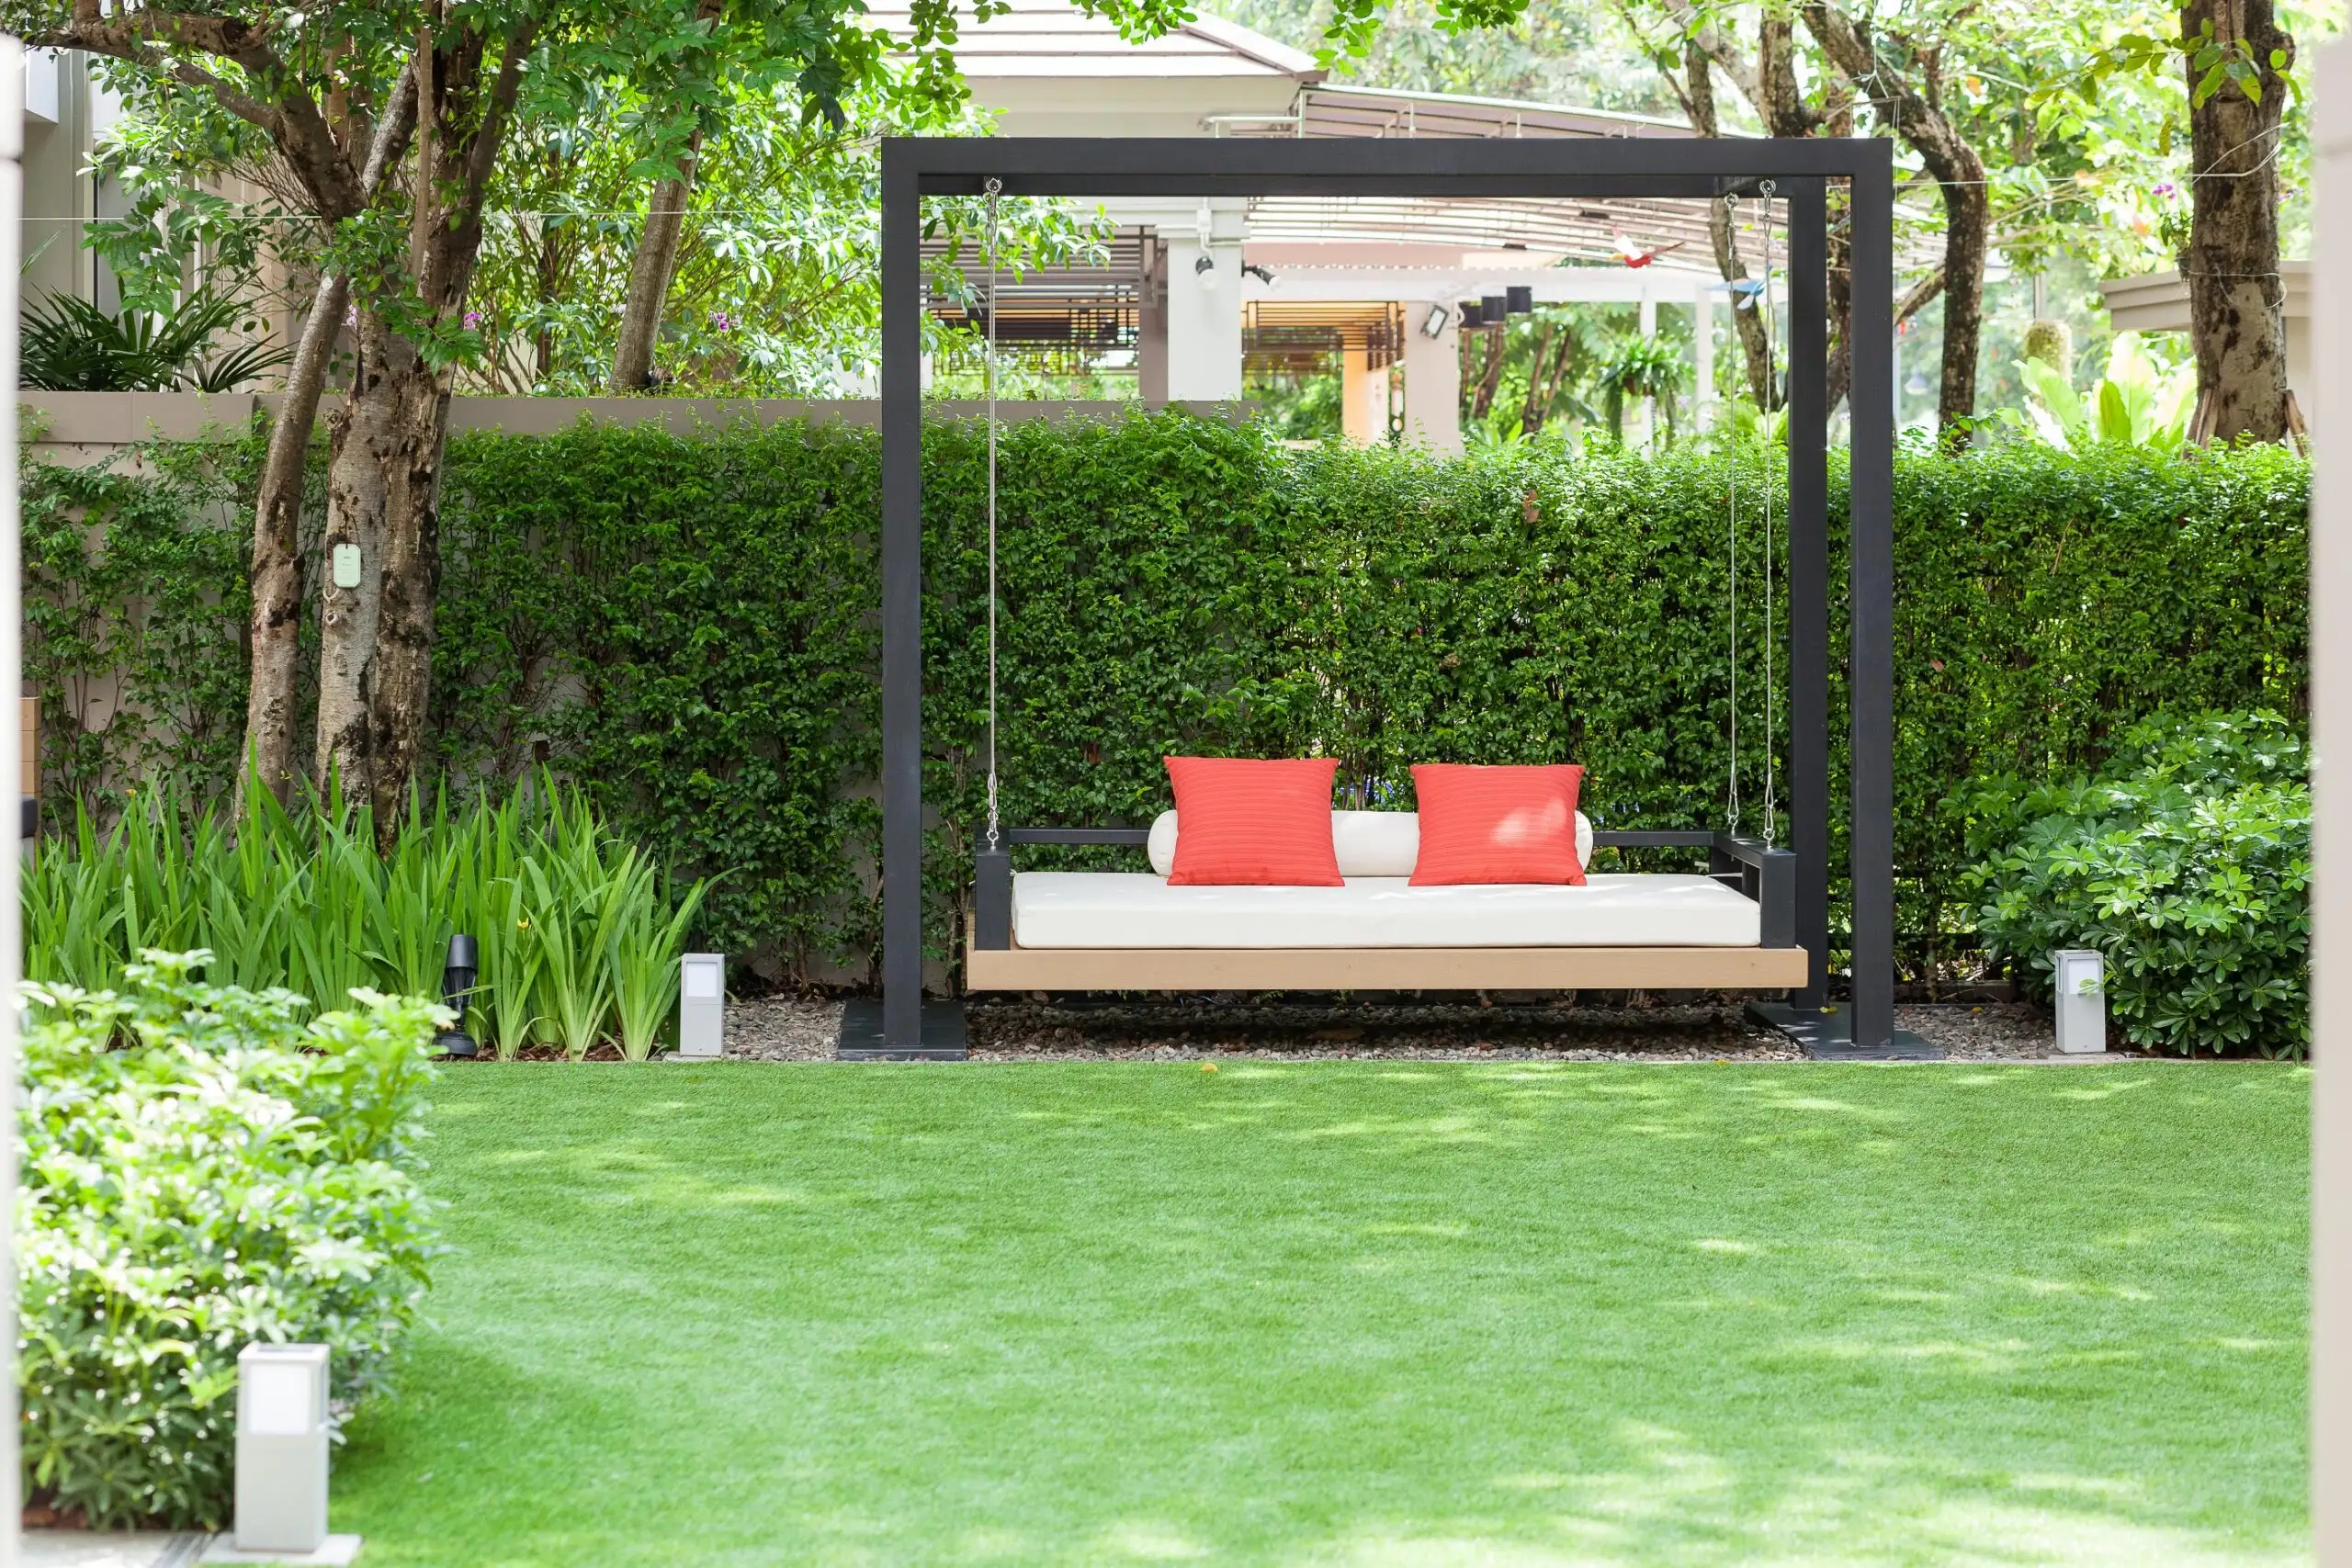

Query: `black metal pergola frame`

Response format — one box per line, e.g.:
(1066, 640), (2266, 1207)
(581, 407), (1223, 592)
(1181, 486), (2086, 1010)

(866, 134), (1902, 1059)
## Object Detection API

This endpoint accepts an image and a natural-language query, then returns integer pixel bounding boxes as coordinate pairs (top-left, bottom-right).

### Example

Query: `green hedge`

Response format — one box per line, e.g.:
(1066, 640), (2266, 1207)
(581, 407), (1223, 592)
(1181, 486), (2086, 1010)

(27, 414), (2308, 985)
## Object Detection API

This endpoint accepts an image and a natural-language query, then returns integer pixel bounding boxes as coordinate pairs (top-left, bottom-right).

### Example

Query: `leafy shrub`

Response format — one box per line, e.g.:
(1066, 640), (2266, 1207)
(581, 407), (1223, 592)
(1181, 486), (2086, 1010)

(1960, 713), (2310, 1056)
(17, 953), (442, 1528)
(24, 777), (707, 1062)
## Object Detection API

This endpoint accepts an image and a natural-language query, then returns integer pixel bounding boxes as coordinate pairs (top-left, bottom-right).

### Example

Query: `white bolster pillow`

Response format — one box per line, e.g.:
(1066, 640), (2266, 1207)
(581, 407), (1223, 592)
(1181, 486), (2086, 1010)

(1147, 808), (1593, 878)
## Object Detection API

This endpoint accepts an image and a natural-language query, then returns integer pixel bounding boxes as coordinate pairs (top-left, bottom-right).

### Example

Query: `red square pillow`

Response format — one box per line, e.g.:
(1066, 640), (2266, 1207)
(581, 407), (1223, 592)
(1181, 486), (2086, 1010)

(1164, 757), (1343, 886)
(1409, 762), (1586, 886)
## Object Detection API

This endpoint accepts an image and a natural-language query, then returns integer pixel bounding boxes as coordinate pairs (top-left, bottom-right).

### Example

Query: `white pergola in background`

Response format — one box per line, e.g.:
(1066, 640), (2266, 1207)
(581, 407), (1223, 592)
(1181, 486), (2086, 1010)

(889, 0), (1813, 448)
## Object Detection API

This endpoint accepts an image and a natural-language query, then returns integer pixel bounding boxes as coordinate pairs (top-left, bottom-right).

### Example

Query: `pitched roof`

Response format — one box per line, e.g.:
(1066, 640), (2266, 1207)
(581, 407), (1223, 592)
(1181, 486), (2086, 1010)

(862, 0), (1321, 81)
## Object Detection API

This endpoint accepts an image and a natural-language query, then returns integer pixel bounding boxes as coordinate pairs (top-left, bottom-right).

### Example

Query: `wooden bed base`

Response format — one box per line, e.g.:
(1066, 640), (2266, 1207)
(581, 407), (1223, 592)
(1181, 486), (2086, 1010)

(966, 940), (1810, 992)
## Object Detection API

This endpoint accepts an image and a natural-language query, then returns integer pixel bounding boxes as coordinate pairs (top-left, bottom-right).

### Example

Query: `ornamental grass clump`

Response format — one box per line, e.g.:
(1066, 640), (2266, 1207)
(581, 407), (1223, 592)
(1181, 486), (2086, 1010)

(1961, 712), (2309, 1057)
(18, 953), (441, 1529)
(24, 774), (707, 1060)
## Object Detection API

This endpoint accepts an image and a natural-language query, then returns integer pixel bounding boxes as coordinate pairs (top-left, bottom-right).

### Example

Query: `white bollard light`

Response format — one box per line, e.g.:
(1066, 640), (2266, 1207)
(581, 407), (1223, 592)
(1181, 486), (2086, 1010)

(234, 1342), (329, 1551)
(678, 953), (725, 1058)
(2052, 949), (2107, 1055)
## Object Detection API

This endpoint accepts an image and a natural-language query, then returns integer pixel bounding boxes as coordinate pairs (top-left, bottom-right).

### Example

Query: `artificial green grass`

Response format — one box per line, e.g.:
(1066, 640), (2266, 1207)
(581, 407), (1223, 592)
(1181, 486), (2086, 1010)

(335, 1063), (2308, 1566)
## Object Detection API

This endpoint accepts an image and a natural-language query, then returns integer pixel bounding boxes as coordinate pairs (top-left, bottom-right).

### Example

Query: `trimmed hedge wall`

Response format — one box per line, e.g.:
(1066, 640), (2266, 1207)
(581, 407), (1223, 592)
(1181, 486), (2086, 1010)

(27, 413), (2308, 986)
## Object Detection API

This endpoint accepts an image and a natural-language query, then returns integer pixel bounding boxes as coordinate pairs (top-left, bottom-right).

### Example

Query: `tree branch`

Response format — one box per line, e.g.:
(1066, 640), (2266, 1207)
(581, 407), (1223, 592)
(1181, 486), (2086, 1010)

(1802, 1), (1982, 185)
(461, 18), (540, 209)
(1655, 0), (1760, 107)
(35, 7), (368, 219)
(358, 60), (420, 201)
(1896, 265), (1945, 324)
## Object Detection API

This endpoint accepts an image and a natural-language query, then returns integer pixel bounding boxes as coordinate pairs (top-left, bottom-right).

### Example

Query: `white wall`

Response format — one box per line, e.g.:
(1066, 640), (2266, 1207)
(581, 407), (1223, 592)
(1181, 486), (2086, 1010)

(1157, 199), (1247, 402)
(2, 39), (24, 1566)
(1401, 303), (1462, 453)
(2315, 35), (2352, 1568)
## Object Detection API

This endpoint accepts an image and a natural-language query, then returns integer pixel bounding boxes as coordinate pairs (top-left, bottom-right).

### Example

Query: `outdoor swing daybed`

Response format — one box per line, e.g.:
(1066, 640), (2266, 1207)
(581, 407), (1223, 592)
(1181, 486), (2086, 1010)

(851, 134), (1907, 1060)
(966, 815), (1802, 993)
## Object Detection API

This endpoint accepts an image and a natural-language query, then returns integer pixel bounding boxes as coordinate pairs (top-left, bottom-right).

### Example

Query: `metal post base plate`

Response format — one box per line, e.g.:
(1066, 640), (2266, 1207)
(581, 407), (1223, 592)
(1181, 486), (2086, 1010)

(838, 999), (969, 1060)
(1749, 1001), (1943, 1061)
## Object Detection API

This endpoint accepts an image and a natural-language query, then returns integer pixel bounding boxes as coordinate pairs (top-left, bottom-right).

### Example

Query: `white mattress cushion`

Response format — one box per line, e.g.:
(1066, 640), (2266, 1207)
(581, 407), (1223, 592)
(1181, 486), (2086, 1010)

(1012, 872), (1758, 949)
(1146, 809), (1592, 878)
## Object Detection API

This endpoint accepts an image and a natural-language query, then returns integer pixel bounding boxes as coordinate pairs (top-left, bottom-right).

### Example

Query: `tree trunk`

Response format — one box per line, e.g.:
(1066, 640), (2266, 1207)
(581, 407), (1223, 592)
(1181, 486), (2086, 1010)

(611, 131), (703, 391)
(1536, 330), (1577, 428)
(315, 314), (457, 838)
(237, 67), (416, 813)
(1757, 15), (1812, 137)
(610, 0), (721, 391)
(315, 18), (536, 844)
(1682, 44), (1776, 409)
(315, 311), (400, 804)
(1933, 179), (1990, 446)
(1471, 329), (1506, 420)
(365, 356), (454, 833)
(1802, 1), (1989, 447)
(2182, 0), (2293, 441)
(239, 269), (345, 811)
(535, 212), (560, 381)
(1518, 321), (1555, 434)
(1821, 97), (1856, 413)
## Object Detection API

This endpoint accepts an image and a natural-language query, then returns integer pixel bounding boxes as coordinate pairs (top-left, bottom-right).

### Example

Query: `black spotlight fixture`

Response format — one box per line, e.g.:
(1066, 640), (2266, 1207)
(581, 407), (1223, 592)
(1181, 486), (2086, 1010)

(1458, 300), (1484, 330)
(1480, 293), (1507, 324)
(435, 933), (481, 1059)
(1506, 285), (1534, 315)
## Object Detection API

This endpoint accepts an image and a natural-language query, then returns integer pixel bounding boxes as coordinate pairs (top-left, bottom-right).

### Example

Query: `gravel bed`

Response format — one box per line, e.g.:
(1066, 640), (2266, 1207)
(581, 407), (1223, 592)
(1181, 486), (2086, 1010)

(1897, 1001), (2068, 1059)
(724, 996), (844, 1061)
(717, 995), (2087, 1063)
(960, 997), (1801, 1061)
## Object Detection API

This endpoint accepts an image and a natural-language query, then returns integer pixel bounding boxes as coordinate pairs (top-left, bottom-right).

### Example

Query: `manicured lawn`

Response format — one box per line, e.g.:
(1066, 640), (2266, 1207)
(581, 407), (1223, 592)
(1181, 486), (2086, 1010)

(336, 1062), (2308, 1566)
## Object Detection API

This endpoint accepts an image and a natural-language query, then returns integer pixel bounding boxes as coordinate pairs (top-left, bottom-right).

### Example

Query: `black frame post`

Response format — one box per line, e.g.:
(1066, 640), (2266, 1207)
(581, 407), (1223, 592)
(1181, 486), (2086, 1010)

(1785, 178), (1830, 1006)
(880, 150), (923, 1049)
(871, 135), (1905, 1057)
(1846, 146), (1898, 1050)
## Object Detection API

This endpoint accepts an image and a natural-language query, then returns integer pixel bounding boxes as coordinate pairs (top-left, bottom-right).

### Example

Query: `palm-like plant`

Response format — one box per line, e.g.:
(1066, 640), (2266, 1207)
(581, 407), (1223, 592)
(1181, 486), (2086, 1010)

(20, 287), (293, 392)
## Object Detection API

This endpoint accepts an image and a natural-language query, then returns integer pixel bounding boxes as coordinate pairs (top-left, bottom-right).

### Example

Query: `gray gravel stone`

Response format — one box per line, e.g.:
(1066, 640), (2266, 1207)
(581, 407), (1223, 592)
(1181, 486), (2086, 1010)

(714, 995), (2096, 1064)
(962, 997), (1802, 1061)
(723, 996), (843, 1061)
(1897, 1001), (2065, 1059)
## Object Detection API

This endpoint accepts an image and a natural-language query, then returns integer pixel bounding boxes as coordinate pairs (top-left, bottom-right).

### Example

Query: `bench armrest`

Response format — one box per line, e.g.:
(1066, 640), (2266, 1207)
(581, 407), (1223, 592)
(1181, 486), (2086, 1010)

(1592, 831), (1793, 948)
(974, 826), (1152, 949)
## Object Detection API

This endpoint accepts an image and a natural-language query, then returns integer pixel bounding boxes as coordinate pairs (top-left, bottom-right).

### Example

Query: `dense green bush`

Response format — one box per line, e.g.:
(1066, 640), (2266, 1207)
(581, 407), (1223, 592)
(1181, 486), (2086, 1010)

(18, 954), (442, 1528)
(1961, 713), (2310, 1057)
(25, 779), (707, 1061)
(26, 415), (2307, 984)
